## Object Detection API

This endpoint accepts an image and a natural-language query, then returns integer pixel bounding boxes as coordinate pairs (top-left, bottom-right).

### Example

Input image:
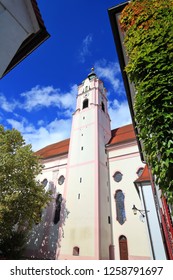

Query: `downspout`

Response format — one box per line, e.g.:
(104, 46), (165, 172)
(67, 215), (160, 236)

(140, 184), (155, 259)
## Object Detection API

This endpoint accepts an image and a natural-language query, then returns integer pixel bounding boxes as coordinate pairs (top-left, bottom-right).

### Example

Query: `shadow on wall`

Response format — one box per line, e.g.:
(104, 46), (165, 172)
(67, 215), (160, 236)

(24, 181), (69, 259)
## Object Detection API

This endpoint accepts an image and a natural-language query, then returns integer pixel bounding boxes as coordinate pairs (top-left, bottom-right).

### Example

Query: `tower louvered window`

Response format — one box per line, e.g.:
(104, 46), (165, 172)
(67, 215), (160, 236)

(83, 99), (89, 109)
(101, 101), (105, 112)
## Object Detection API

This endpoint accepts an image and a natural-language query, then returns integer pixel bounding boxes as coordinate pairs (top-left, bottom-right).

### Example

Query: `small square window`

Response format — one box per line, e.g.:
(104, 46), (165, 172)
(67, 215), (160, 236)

(73, 246), (80, 256)
(108, 216), (111, 224)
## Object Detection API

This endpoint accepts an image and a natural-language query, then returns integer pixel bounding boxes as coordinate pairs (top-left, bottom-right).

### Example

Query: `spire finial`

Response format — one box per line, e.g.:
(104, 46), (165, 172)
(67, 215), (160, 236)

(88, 67), (96, 80)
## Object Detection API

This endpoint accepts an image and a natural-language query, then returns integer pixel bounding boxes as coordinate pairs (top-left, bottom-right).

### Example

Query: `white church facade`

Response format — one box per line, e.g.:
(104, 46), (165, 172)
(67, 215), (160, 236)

(25, 70), (166, 260)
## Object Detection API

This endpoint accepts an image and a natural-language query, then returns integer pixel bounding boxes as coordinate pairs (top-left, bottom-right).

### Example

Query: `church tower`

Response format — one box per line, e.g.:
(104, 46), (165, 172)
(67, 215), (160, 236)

(57, 69), (112, 260)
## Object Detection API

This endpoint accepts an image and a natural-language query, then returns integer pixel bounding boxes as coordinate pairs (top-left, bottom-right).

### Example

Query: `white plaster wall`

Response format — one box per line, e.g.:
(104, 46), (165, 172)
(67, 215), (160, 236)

(108, 144), (152, 259)
(25, 155), (68, 259)
(98, 117), (112, 259)
(140, 185), (167, 259)
(41, 156), (67, 170)
(58, 163), (96, 258)
(69, 122), (95, 165)
(109, 141), (139, 159)
(99, 163), (112, 259)
(73, 109), (95, 130)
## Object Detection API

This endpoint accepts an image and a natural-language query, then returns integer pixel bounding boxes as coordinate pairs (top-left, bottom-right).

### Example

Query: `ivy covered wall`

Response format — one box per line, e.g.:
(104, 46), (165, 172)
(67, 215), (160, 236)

(120, 0), (173, 203)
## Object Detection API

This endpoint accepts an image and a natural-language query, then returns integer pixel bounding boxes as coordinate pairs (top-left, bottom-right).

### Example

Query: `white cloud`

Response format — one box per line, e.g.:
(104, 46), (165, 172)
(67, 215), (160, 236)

(108, 99), (132, 129)
(20, 84), (77, 112)
(79, 34), (93, 63)
(37, 119), (44, 126)
(6, 99), (131, 152)
(0, 93), (18, 112)
(2, 60), (132, 152)
(2, 84), (77, 151)
(6, 98), (131, 152)
(94, 60), (125, 95)
(7, 118), (26, 132)
(93, 60), (131, 128)
(24, 118), (72, 152)
(7, 117), (72, 152)
(7, 117), (34, 133)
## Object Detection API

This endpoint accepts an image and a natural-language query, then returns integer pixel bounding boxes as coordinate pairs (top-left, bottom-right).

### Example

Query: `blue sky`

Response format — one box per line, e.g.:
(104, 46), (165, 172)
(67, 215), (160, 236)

(0, 0), (131, 151)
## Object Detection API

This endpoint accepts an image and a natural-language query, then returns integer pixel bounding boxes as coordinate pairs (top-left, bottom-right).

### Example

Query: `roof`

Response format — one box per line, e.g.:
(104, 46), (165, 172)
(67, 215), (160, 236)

(35, 138), (70, 159)
(134, 165), (151, 184)
(108, 124), (136, 146)
(1, 0), (50, 78)
(35, 124), (136, 159)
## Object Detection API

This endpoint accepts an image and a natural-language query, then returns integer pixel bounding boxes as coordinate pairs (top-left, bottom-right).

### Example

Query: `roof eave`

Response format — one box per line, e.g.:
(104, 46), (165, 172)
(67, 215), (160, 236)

(38, 151), (68, 161)
(1, 0), (50, 78)
(106, 138), (136, 149)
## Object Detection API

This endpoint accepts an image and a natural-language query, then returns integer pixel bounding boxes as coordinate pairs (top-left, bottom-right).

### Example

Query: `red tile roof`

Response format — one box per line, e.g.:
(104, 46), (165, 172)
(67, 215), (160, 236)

(108, 124), (136, 146)
(35, 124), (135, 159)
(35, 138), (70, 159)
(134, 165), (151, 183)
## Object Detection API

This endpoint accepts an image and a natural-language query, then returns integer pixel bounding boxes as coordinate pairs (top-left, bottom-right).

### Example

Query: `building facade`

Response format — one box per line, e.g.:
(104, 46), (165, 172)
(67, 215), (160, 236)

(26, 71), (166, 260)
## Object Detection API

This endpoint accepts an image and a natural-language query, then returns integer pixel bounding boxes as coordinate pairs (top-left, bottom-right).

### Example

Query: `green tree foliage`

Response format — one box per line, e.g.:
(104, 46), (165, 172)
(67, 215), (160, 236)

(120, 0), (173, 203)
(0, 126), (51, 257)
(0, 232), (27, 259)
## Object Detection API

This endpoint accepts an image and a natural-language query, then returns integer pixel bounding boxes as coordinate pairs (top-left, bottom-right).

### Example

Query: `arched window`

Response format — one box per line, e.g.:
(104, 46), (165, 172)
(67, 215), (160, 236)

(73, 246), (80, 256)
(42, 178), (48, 187)
(119, 235), (128, 260)
(101, 101), (105, 112)
(53, 194), (62, 224)
(41, 178), (50, 192)
(83, 99), (89, 109)
(115, 190), (126, 225)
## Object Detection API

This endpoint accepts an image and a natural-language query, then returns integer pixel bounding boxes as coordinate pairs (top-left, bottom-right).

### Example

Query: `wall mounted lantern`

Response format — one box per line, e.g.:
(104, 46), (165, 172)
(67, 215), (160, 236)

(132, 205), (149, 218)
